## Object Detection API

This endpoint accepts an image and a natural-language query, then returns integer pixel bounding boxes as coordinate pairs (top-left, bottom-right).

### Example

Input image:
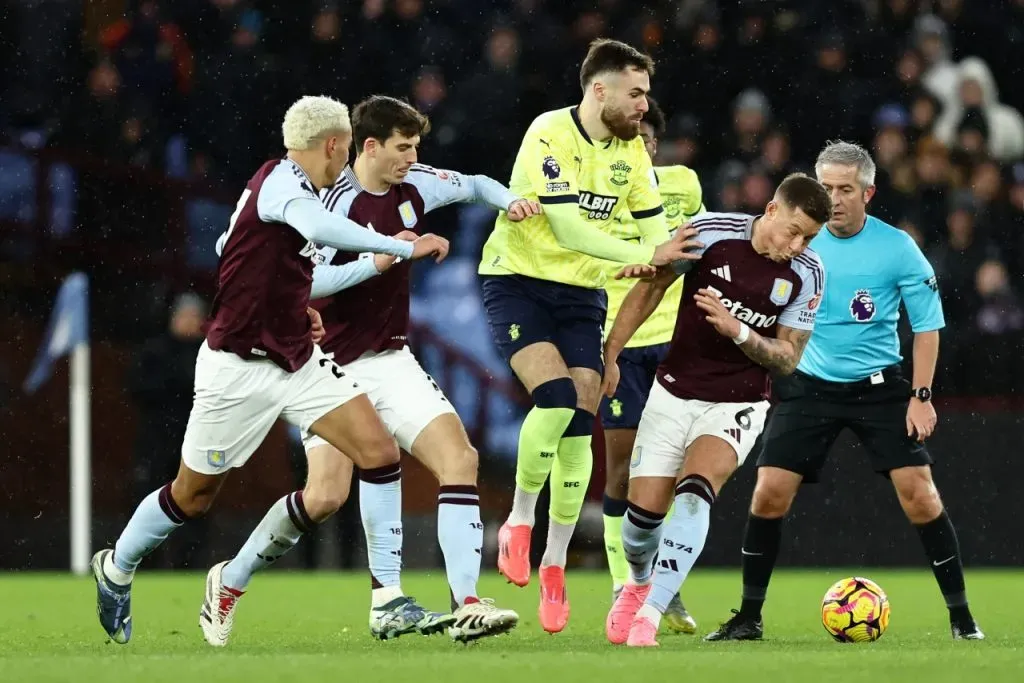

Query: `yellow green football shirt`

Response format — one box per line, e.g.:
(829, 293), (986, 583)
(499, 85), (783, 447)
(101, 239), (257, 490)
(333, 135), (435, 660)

(605, 165), (705, 347)
(478, 106), (666, 289)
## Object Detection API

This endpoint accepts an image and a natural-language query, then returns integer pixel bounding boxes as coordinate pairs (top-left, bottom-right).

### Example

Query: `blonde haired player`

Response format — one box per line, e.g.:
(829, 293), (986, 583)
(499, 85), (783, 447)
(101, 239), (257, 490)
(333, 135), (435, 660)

(478, 39), (701, 633)
(89, 95), (448, 646)
(597, 96), (702, 635)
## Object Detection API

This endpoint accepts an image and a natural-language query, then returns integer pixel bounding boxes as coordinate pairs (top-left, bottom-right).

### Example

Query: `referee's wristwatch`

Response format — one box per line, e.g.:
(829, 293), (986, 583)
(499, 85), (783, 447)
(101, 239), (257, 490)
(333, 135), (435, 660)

(910, 386), (932, 402)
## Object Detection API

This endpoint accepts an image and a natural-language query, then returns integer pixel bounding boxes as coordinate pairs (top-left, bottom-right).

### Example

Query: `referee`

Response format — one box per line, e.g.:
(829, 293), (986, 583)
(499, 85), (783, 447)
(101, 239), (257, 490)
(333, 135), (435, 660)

(706, 141), (983, 642)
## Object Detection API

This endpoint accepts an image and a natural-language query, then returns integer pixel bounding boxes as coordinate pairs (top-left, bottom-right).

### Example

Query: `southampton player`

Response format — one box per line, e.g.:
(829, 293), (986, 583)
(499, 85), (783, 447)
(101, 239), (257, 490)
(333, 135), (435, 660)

(603, 174), (831, 647)
(706, 142), (984, 642)
(90, 96), (449, 645)
(478, 38), (699, 634)
(210, 96), (528, 644)
(598, 96), (704, 634)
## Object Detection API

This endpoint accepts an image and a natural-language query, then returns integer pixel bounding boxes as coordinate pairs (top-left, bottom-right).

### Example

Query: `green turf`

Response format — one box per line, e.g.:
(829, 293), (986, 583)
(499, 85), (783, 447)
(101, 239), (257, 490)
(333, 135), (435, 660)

(0, 569), (1019, 682)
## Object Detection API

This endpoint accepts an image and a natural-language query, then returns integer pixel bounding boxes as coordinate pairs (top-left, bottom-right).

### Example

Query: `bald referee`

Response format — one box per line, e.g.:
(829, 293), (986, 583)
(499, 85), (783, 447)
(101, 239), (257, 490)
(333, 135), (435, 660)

(707, 141), (983, 642)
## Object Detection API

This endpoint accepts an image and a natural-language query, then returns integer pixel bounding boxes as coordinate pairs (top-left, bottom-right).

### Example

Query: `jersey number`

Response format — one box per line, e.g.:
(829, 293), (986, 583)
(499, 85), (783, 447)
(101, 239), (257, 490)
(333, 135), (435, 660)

(224, 188), (252, 246)
(318, 357), (345, 379)
(735, 407), (755, 430)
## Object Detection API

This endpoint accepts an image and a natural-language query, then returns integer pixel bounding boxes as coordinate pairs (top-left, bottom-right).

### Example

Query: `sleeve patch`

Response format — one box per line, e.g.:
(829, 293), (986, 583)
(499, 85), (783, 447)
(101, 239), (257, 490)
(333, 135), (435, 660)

(924, 275), (938, 292)
(542, 156), (561, 180)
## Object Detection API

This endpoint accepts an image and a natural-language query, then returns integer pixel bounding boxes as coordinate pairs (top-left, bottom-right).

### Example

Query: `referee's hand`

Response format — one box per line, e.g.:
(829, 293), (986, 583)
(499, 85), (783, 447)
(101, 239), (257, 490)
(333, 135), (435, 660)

(907, 398), (937, 442)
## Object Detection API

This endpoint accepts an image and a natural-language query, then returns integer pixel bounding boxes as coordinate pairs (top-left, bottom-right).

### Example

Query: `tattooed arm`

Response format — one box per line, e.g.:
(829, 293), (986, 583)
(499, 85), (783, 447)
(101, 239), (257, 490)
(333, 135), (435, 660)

(693, 287), (812, 375)
(736, 324), (812, 375)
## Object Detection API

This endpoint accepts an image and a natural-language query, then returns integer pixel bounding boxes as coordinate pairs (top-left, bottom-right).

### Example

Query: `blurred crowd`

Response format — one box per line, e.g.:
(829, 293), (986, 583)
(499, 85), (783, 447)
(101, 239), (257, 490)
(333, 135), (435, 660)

(2, 0), (1024, 394)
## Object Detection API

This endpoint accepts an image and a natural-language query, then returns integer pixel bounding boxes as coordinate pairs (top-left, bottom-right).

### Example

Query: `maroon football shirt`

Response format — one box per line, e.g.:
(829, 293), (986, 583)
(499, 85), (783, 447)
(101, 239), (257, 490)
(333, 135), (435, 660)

(657, 212), (825, 403)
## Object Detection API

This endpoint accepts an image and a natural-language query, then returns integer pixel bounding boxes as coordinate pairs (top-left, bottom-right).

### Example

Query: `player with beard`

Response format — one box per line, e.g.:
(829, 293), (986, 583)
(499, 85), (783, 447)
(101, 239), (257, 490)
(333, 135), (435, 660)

(478, 38), (699, 633)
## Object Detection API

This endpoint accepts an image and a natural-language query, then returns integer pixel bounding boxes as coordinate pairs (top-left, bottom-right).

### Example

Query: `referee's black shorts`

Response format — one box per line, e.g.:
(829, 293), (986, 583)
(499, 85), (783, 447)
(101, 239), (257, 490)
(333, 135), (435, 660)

(756, 366), (933, 483)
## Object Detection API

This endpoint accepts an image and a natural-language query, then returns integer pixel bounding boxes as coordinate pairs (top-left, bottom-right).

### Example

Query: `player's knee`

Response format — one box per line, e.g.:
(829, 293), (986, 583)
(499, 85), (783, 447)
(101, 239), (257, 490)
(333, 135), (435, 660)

(170, 478), (219, 518)
(440, 444), (479, 486)
(360, 433), (401, 469)
(750, 479), (795, 518)
(605, 462), (629, 499)
(302, 484), (348, 521)
(532, 377), (577, 411)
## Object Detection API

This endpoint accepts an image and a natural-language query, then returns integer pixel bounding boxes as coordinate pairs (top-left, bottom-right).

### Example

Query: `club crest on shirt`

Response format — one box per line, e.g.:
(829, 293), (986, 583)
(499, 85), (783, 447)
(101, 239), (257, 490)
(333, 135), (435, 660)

(542, 156), (561, 180)
(610, 160), (631, 186)
(850, 289), (876, 321)
(769, 278), (793, 306)
(398, 201), (417, 229)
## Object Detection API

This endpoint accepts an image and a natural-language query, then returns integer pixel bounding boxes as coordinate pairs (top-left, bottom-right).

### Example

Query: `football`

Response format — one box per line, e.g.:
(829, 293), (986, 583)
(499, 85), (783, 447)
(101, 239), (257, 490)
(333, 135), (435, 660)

(821, 576), (891, 643)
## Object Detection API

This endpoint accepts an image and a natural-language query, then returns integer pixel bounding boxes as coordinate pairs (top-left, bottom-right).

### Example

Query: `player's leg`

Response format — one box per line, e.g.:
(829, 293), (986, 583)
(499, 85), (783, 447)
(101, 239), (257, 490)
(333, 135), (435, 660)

(481, 276), (576, 587)
(372, 349), (516, 641)
(530, 294), (606, 633)
(598, 347), (647, 597)
(200, 346), (397, 646)
(626, 400), (770, 647)
(92, 342), (274, 644)
(706, 387), (844, 642)
(605, 382), (690, 644)
(850, 395), (983, 640)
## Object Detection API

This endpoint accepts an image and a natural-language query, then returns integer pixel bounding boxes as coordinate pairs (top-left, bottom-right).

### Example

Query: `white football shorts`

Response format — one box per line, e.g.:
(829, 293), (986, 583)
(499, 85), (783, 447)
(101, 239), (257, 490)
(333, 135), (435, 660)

(629, 381), (769, 479)
(181, 341), (363, 474)
(303, 346), (456, 453)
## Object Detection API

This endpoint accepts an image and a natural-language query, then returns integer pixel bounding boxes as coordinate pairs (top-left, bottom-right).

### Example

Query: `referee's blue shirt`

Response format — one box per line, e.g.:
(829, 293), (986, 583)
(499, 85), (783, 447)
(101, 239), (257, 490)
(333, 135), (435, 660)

(798, 215), (945, 383)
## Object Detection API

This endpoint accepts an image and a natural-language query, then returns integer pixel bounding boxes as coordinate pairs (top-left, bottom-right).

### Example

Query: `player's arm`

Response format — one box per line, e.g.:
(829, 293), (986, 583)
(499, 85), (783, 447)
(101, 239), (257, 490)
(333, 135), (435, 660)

(411, 165), (530, 215)
(527, 137), (694, 265)
(255, 173), (441, 259)
(281, 197), (415, 257)
(696, 253), (823, 375)
(309, 260), (380, 298)
(734, 324), (812, 376)
(604, 266), (681, 368)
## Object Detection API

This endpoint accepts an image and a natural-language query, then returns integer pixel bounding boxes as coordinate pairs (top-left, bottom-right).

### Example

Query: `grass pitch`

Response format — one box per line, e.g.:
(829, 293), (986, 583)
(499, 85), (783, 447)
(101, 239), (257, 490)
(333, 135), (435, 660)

(1, 569), (1020, 682)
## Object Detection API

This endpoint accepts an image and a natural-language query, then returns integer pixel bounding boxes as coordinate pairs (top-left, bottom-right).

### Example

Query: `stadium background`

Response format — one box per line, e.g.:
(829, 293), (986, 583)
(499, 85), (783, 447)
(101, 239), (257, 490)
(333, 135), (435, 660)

(1, 0), (1023, 572)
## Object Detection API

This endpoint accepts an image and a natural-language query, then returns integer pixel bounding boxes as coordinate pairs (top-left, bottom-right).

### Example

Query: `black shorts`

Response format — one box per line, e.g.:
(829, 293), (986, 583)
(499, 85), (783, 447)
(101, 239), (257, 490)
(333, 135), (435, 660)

(599, 342), (670, 430)
(480, 274), (607, 373)
(757, 367), (933, 483)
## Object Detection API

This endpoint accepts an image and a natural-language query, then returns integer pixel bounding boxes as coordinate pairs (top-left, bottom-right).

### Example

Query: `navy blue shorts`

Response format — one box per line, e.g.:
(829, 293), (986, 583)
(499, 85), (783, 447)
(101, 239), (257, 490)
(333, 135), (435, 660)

(599, 342), (670, 430)
(480, 274), (607, 373)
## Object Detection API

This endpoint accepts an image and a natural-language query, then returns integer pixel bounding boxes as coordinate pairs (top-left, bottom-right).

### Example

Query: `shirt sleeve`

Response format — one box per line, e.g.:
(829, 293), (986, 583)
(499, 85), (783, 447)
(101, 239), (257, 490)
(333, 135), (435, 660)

(281, 197), (414, 258)
(256, 164), (318, 223)
(627, 151), (664, 220)
(406, 165), (517, 213)
(897, 232), (945, 332)
(309, 259), (380, 298)
(778, 252), (826, 331)
(524, 131), (579, 206)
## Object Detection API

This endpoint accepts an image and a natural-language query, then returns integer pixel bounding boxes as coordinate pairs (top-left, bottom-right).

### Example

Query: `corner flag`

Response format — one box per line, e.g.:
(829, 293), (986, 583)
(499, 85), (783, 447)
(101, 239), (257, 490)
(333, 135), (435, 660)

(24, 272), (89, 393)
(23, 271), (92, 574)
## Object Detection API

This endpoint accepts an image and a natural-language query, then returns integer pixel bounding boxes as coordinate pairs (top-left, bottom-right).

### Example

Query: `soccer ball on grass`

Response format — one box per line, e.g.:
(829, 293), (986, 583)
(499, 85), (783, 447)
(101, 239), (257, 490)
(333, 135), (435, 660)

(821, 576), (890, 643)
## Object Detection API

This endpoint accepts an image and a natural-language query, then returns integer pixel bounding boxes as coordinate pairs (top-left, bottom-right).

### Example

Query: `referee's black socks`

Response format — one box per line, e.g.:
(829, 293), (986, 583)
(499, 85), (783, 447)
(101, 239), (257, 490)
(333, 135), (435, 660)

(738, 514), (784, 619)
(915, 509), (972, 622)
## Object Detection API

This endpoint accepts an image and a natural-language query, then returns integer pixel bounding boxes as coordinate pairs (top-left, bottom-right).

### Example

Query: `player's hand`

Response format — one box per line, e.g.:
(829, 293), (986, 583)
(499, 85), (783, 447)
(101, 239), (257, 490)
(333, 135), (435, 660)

(506, 199), (542, 222)
(374, 231), (418, 272)
(410, 233), (450, 263)
(307, 307), (325, 344)
(906, 398), (937, 442)
(601, 357), (621, 398)
(614, 264), (658, 280)
(694, 287), (742, 339)
(651, 226), (703, 266)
